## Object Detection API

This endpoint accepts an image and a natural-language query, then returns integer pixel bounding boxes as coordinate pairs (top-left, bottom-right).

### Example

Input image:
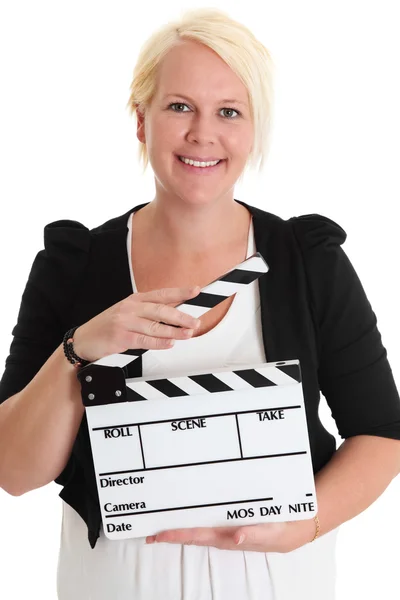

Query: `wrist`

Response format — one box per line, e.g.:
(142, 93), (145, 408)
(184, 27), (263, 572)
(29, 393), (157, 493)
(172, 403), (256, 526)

(289, 516), (319, 550)
(310, 514), (320, 541)
(63, 326), (90, 368)
(72, 326), (85, 359)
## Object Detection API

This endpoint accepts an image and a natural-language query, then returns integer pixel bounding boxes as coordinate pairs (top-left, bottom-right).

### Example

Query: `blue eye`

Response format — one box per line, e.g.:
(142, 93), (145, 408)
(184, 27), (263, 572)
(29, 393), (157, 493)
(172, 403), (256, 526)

(168, 103), (240, 118)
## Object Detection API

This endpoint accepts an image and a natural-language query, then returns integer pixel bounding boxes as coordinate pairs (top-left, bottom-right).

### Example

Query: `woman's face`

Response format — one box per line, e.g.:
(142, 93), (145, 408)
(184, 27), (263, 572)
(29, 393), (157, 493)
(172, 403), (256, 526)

(136, 39), (254, 209)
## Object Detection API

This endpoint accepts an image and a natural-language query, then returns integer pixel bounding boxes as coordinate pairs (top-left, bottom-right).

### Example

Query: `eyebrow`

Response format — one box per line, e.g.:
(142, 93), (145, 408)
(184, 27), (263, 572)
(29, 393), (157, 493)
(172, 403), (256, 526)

(163, 93), (248, 107)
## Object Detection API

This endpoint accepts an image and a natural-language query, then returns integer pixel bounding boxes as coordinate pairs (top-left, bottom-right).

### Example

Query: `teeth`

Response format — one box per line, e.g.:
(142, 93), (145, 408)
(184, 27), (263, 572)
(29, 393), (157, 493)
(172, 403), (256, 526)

(179, 156), (221, 168)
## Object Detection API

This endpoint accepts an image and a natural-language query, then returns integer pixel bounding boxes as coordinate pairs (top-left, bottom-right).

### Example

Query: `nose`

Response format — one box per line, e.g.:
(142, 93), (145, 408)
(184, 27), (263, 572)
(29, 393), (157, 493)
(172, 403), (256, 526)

(186, 113), (217, 146)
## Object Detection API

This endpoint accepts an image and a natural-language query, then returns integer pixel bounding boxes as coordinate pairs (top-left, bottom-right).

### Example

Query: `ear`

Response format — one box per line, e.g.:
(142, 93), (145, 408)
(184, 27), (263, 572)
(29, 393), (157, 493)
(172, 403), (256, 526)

(136, 104), (146, 144)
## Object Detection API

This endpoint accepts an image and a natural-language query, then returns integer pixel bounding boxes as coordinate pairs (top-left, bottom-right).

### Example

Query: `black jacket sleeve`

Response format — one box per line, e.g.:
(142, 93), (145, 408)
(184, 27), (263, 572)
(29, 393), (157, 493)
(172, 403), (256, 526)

(0, 219), (91, 484)
(290, 213), (400, 440)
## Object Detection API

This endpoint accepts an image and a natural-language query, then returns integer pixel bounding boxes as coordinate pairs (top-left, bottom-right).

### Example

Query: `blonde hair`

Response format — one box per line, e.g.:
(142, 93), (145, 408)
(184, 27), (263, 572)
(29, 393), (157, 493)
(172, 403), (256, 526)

(126, 8), (274, 178)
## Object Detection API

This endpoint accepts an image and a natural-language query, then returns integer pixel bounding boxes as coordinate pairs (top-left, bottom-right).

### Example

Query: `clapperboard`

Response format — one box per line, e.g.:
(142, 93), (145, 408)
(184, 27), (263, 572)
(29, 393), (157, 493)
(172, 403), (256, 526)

(78, 252), (318, 540)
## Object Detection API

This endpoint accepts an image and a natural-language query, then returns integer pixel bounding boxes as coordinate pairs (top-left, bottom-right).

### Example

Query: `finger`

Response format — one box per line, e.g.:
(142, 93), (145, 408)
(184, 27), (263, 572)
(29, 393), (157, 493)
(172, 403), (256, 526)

(137, 302), (201, 331)
(126, 315), (198, 341)
(154, 527), (237, 547)
(146, 535), (156, 544)
(135, 286), (200, 307)
(126, 332), (177, 350)
(154, 528), (214, 545)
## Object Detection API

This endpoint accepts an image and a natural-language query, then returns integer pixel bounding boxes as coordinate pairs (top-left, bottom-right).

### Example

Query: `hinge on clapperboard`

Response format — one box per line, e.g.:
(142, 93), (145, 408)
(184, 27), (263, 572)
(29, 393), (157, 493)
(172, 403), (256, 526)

(78, 365), (128, 407)
(77, 251), (270, 406)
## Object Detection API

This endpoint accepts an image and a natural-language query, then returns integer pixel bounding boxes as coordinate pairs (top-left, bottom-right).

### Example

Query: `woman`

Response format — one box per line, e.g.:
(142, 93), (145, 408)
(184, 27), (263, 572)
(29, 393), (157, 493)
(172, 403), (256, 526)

(0, 8), (400, 600)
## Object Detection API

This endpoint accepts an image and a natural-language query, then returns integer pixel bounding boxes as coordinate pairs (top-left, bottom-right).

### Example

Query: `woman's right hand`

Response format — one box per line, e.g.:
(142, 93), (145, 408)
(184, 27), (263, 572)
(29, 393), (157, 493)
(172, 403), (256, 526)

(72, 287), (202, 363)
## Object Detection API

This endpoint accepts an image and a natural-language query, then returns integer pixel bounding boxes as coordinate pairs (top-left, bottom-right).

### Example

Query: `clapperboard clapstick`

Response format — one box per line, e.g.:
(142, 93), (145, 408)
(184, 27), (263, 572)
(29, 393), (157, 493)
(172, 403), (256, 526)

(80, 251), (269, 383)
(123, 361), (302, 403)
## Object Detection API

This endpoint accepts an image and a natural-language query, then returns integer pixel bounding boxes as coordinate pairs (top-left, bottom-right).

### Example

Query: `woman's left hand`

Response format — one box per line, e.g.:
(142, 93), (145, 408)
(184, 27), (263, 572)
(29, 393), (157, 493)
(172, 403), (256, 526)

(146, 518), (316, 553)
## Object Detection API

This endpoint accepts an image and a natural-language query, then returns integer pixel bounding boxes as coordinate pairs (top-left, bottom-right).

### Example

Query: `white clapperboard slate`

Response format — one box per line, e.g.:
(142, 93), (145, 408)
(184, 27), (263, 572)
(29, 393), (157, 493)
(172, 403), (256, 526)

(77, 252), (318, 540)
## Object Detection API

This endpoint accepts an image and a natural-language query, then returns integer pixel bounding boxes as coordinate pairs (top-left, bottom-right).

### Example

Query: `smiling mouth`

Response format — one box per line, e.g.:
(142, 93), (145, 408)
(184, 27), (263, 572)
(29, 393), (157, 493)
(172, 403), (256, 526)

(175, 155), (226, 173)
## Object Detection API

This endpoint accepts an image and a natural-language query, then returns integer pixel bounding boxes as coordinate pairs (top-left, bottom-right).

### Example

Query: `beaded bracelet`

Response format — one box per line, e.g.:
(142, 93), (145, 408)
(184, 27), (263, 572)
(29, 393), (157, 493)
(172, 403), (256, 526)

(63, 326), (90, 368)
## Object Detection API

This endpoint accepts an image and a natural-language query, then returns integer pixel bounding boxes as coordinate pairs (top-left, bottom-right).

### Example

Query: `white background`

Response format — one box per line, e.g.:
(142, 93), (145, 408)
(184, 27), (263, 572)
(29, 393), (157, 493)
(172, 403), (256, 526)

(0, 1), (399, 598)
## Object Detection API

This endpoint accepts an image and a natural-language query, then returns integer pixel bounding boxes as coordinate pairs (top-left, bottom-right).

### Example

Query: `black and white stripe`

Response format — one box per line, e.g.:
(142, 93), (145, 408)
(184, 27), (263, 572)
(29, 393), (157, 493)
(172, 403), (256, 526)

(177, 252), (268, 318)
(79, 361), (301, 407)
(90, 251), (268, 370)
(125, 362), (301, 402)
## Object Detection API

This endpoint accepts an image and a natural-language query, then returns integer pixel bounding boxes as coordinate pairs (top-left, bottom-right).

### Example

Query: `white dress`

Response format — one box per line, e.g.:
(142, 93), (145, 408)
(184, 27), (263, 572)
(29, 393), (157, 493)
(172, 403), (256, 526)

(57, 213), (339, 600)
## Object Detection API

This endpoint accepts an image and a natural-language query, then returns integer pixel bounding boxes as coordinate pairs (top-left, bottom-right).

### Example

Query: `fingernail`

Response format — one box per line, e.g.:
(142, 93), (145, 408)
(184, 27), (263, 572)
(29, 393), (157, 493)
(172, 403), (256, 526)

(146, 535), (156, 544)
(236, 534), (245, 545)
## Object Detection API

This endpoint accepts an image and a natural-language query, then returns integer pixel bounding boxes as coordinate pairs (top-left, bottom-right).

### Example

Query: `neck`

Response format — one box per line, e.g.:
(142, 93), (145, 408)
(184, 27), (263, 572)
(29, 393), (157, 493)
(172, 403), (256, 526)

(139, 196), (250, 257)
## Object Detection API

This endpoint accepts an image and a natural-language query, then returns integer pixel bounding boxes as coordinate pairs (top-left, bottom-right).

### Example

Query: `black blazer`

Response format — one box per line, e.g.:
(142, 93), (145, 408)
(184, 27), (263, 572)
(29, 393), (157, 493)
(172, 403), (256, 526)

(1, 199), (399, 549)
